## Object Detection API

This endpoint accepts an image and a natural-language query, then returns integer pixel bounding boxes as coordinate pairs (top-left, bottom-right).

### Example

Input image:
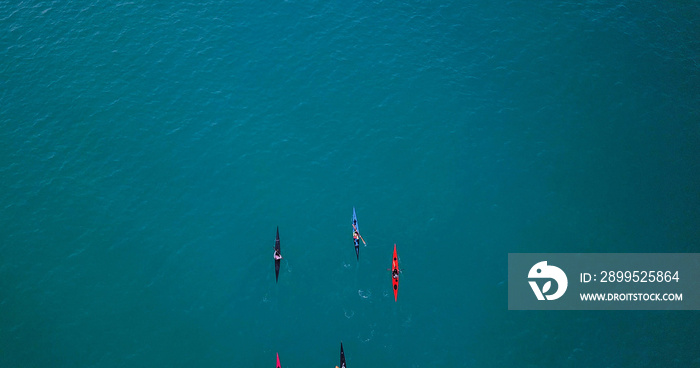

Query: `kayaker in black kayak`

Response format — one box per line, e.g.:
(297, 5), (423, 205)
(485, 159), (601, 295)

(274, 249), (282, 260)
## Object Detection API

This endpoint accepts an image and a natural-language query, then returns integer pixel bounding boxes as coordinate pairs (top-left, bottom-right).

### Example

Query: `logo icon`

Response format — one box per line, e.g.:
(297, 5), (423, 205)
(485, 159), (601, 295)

(528, 261), (568, 300)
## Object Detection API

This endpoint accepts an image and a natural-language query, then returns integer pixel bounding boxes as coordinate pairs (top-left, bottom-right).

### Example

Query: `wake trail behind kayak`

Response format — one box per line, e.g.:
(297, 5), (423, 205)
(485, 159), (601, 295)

(354, 261), (359, 292)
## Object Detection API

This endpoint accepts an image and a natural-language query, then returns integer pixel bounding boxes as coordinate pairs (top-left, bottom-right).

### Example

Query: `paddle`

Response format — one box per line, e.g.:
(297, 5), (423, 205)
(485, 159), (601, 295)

(352, 223), (366, 245)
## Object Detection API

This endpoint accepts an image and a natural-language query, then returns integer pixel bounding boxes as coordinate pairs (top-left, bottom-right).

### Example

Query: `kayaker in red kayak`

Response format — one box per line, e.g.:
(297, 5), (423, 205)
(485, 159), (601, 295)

(391, 244), (400, 301)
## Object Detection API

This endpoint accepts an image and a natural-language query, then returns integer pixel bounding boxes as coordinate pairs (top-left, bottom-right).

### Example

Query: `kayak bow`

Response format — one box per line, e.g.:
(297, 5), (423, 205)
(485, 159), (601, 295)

(391, 244), (399, 302)
(340, 342), (346, 368)
(276, 352), (281, 368)
(275, 227), (281, 283)
(352, 208), (359, 260)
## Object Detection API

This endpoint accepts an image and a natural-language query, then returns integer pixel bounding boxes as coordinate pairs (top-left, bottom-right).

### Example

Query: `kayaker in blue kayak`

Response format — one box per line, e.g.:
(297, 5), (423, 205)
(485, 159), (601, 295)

(274, 249), (282, 260)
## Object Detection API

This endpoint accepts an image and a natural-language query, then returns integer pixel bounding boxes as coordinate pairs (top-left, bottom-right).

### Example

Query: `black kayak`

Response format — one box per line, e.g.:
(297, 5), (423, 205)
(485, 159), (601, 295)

(275, 227), (281, 283)
(340, 342), (346, 368)
(352, 208), (359, 260)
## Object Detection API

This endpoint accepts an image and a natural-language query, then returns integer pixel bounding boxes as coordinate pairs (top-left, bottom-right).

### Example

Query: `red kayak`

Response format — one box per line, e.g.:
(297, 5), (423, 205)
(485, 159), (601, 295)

(276, 352), (281, 368)
(391, 244), (399, 302)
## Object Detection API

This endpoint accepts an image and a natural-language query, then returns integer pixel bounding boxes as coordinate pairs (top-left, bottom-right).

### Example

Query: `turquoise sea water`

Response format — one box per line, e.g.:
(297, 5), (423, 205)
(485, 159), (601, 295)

(2, 1), (699, 366)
